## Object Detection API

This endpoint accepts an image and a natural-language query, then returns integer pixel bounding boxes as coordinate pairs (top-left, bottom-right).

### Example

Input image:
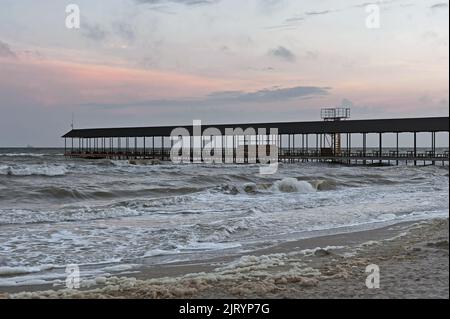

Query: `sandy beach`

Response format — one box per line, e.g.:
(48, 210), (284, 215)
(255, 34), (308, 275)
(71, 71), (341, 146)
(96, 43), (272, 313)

(3, 217), (448, 299)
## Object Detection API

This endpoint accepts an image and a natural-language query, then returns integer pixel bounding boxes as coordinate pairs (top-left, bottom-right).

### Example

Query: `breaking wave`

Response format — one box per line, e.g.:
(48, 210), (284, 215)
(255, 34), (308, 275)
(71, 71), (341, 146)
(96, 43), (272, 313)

(25, 186), (203, 201)
(0, 164), (67, 177)
(0, 265), (55, 276)
(272, 178), (316, 193)
(219, 178), (333, 195)
(0, 153), (46, 158)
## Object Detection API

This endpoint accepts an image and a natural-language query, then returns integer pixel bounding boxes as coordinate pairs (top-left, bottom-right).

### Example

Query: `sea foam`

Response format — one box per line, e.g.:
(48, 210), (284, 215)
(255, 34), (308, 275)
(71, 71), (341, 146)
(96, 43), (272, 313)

(272, 178), (316, 193)
(0, 164), (67, 176)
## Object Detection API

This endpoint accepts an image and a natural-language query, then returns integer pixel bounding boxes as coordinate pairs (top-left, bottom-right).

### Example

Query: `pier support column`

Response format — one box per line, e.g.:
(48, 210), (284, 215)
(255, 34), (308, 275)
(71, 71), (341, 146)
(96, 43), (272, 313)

(379, 133), (383, 165)
(162, 136), (164, 161)
(223, 135), (226, 164)
(306, 134), (309, 156)
(301, 134), (304, 153)
(347, 133), (351, 164)
(396, 133), (399, 165)
(288, 134), (291, 160)
(431, 132), (436, 165)
(118, 138), (120, 157)
(316, 134), (319, 160)
(190, 135), (193, 163)
(152, 136), (155, 157)
(292, 134), (295, 158)
(233, 135), (236, 164)
(414, 132), (417, 166)
(363, 133), (367, 165)
(244, 135), (248, 164)
(279, 135), (282, 162)
(349, 133), (352, 157)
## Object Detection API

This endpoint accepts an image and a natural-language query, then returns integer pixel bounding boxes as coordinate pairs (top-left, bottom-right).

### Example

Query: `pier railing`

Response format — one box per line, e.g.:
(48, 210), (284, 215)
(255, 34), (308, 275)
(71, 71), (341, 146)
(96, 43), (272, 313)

(64, 148), (449, 165)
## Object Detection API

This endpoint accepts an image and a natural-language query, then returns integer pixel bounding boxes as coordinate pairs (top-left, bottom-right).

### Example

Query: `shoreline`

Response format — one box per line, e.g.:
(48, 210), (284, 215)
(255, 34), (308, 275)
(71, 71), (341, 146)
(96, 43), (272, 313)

(2, 217), (448, 299)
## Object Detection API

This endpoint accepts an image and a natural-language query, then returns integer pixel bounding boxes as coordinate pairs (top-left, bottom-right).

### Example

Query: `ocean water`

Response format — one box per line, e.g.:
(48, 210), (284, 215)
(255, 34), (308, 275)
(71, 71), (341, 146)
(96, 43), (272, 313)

(0, 148), (448, 287)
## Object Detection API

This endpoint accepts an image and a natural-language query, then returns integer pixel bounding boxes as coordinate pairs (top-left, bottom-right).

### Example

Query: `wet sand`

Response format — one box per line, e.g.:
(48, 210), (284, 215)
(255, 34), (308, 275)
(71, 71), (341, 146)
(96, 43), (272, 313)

(3, 218), (448, 299)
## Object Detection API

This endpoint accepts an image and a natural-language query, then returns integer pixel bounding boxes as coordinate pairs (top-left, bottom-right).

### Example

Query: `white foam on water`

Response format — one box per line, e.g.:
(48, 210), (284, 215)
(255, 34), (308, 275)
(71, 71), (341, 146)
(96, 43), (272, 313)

(0, 164), (67, 176)
(178, 242), (242, 251)
(0, 265), (55, 276)
(0, 206), (144, 225)
(272, 178), (316, 193)
(377, 213), (397, 221)
(144, 249), (181, 257)
(1, 153), (46, 157)
(0, 165), (8, 174)
(101, 264), (139, 272)
(110, 160), (131, 167)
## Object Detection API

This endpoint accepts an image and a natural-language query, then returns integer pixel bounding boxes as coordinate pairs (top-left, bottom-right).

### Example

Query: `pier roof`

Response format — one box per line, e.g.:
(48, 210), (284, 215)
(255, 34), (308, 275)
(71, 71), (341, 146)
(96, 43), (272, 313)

(62, 117), (449, 138)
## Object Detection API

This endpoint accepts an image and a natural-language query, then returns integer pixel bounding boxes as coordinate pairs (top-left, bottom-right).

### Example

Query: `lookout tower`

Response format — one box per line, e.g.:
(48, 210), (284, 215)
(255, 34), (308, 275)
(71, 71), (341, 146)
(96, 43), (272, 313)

(321, 107), (351, 155)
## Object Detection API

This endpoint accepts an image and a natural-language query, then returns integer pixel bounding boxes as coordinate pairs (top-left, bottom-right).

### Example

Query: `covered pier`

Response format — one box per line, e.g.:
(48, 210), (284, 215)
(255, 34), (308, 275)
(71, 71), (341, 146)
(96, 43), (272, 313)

(62, 116), (449, 166)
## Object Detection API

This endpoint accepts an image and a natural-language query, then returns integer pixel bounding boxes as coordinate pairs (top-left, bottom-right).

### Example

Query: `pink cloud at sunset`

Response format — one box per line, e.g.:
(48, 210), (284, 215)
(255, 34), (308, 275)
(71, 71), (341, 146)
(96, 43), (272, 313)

(0, 55), (233, 108)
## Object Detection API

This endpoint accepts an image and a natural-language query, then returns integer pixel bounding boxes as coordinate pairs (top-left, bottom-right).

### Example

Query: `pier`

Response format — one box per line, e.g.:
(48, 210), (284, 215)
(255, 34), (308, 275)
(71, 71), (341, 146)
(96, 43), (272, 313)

(62, 116), (449, 166)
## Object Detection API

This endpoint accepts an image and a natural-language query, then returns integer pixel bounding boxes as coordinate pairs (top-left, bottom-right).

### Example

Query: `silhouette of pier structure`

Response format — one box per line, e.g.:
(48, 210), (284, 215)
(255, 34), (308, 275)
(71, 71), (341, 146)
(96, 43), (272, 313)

(63, 116), (449, 166)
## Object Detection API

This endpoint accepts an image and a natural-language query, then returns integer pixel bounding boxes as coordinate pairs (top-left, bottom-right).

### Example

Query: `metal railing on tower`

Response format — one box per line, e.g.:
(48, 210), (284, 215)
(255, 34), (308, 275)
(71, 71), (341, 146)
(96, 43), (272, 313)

(321, 107), (351, 155)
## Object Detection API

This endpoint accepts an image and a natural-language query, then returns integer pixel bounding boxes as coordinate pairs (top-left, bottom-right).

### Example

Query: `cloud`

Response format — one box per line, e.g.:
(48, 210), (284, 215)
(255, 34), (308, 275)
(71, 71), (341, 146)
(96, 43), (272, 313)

(268, 46), (296, 62)
(417, 95), (449, 113)
(279, 1), (405, 30)
(112, 22), (136, 43)
(207, 86), (329, 103)
(430, 2), (449, 10)
(285, 16), (304, 23)
(81, 85), (330, 110)
(0, 41), (44, 61)
(0, 41), (17, 59)
(305, 10), (333, 16)
(257, 0), (287, 13)
(80, 20), (137, 44)
(82, 21), (109, 42)
(135, 0), (219, 5)
(422, 30), (448, 47)
(272, 8), (338, 31)
(340, 98), (355, 108)
(419, 95), (433, 104)
(305, 50), (319, 60)
(260, 0), (285, 6)
(439, 98), (449, 108)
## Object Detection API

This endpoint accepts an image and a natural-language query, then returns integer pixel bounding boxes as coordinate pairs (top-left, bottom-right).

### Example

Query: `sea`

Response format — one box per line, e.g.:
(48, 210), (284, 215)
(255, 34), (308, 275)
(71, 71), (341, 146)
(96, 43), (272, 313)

(0, 148), (448, 288)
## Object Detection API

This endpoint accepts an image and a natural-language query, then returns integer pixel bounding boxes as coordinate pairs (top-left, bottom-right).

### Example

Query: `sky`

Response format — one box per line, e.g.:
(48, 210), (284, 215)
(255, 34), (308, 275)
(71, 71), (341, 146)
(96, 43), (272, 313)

(0, 0), (448, 146)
